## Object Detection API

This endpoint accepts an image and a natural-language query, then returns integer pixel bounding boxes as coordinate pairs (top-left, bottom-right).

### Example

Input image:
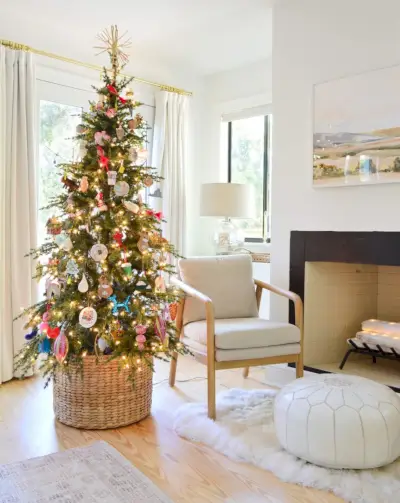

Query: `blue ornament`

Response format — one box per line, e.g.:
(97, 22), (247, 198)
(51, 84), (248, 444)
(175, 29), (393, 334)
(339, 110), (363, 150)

(38, 337), (51, 354)
(25, 328), (38, 340)
(108, 294), (131, 315)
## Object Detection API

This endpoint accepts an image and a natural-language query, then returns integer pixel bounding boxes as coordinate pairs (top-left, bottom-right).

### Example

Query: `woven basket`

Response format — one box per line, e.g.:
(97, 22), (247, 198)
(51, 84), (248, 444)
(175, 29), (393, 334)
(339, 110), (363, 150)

(53, 356), (153, 429)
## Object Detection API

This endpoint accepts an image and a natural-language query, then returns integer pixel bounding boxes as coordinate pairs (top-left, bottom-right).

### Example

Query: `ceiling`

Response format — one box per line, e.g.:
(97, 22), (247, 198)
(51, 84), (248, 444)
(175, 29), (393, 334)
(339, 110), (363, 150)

(1, 0), (273, 75)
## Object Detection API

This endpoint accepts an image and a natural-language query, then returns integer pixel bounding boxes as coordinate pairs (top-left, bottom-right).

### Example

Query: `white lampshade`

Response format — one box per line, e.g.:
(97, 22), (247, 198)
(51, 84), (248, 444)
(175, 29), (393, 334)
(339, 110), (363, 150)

(200, 183), (254, 218)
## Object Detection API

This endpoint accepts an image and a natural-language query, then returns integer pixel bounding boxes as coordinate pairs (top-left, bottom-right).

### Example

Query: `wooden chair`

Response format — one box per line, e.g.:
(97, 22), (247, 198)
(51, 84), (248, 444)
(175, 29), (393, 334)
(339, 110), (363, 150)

(169, 255), (304, 420)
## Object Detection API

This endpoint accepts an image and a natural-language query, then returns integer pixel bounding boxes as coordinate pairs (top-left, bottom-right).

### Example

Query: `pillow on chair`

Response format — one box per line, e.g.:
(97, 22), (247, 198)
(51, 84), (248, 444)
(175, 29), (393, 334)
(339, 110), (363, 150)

(178, 254), (259, 325)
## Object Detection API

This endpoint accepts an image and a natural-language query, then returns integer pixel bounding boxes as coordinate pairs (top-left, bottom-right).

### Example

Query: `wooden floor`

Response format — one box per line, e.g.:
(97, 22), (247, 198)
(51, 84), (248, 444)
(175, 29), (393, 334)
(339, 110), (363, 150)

(0, 356), (342, 503)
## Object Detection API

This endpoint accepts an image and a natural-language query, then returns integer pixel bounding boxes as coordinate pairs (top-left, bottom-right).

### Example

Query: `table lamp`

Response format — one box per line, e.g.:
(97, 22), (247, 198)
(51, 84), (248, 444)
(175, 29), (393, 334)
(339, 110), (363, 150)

(200, 183), (254, 254)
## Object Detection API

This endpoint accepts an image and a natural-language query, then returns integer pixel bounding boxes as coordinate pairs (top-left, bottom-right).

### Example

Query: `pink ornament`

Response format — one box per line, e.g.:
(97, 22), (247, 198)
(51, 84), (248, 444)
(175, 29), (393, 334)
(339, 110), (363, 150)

(39, 322), (49, 334)
(155, 315), (167, 342)
(106, 108), (116, 118)
(42, 312), (51, 322)
(135, 324), (147, 351)
(96, 101), (104, 110)
(94, 131), (110, 146)
(135, 324), (147, 336)
(53, 332), (69, 363)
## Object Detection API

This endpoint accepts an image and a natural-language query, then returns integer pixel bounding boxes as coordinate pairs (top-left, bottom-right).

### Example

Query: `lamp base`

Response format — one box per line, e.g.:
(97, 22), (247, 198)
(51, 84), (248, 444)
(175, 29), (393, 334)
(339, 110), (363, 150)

(214, 218), (244, 255)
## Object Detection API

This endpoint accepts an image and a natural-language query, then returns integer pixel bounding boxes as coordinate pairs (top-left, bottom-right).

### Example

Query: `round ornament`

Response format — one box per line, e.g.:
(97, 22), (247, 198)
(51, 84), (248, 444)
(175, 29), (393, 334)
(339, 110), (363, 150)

(143, 176), (153, 187)
(97, 337), (108, 352)
(78, 273), (89, 293)
(98, 276), (113, 298)
(55, 234), (73, 251)
(79, 306), (97, 328)
(90, 243), (108, 262)
(114, 181), (129, 197)
(124, 200), (139, 213)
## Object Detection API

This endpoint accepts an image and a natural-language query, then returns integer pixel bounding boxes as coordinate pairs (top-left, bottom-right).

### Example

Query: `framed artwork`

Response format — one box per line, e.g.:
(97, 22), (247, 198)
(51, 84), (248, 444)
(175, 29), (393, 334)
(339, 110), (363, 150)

(313, 64), (400, 187)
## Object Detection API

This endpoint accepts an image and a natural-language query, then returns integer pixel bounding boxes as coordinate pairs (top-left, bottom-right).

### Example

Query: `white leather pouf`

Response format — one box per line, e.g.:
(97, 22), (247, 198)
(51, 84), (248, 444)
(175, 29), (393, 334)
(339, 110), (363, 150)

(274, 374), (400, 469)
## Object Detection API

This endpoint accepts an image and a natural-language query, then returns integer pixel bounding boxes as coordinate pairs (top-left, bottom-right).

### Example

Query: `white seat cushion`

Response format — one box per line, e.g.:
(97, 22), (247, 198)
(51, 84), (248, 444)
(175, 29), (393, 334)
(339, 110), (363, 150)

(182, 337), (301, 362)
(184, 317), (300, 349)
(178, 255), (258, 325)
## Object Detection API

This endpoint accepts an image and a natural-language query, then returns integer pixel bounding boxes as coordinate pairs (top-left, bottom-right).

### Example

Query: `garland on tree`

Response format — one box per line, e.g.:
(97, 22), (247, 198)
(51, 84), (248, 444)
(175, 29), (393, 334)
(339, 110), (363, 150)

(15, 26), (189, 385)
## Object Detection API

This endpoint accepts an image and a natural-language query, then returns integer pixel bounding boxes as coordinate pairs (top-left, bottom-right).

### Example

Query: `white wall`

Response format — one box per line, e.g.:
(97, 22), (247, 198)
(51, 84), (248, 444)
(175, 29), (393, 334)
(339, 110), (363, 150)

(271, 0), (400, 321)
(189, 58), (273, 257)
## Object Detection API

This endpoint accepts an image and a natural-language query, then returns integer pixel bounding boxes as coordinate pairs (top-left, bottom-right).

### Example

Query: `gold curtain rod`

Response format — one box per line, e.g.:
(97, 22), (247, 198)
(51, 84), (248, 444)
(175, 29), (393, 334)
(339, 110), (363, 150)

(0, 39), (192, 96)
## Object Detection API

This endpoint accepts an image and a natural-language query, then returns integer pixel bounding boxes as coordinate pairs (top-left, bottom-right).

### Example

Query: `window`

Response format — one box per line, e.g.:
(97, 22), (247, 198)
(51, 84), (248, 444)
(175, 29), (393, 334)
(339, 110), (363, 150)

(225, 113), (271, 242)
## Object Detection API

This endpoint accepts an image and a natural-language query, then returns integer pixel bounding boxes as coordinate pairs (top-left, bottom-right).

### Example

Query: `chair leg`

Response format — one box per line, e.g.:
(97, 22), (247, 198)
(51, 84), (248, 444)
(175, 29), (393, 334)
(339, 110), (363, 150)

(296, 355), (304, 378)
(207, 364), (216, 420)
(243, 367), (249, 378)
(169, 351), (178, 387)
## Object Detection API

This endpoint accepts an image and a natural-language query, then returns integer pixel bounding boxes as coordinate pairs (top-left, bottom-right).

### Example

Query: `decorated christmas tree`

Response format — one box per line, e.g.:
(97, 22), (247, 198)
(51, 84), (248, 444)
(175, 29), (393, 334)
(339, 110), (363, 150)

(16, 26), (188, 384)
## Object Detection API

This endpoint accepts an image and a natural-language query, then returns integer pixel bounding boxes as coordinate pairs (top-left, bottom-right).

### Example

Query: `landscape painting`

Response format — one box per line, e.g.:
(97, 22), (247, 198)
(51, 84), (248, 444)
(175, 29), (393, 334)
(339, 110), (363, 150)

(313, 64), (400, 187)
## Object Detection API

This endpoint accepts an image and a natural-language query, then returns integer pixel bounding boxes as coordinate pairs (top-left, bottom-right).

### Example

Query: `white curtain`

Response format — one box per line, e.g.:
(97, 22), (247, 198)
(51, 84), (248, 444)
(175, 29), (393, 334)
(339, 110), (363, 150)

(0, 47), (37, 383)
(151, 91), (188, 254)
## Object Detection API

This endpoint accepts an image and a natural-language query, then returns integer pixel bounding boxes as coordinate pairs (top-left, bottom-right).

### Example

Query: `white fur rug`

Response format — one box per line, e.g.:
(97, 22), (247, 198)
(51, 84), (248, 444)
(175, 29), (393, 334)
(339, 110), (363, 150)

(174, 388), (400, 503)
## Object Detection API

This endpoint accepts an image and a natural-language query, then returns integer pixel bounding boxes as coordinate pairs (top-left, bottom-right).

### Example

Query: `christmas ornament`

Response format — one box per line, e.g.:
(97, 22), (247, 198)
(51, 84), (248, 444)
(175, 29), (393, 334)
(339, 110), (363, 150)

(79, 306), (98, 328)
(114, 181), (129, 197)
(128, 118), (137, 130)
(135, 325), (147, 351)
(121, 261), (133, 277)
(155, 315), (167, 344)
(76, 124), (85, 134)
(66, 259), (79, 276)
(135, 113), (144, 127)
(155, 275), (166, 293)
(146, 209), (163, 221)
(106, 108), (116, 118)
(46, 279), (61, 299)
(46, 216), (62, 235)
(47, 326), (60, 340)
(143, 176), (153, 187)
(55, 234), (73, 251)
(113, 231), (123, 246)
(96, 101), (104, 110)
(54, 331), (69, 363)
(96, 192), (108, 211)
(106, 84), (118, 95)
(129, 147), (138, 162)
(116, 126), (125, 140)
(108, 294), (131, 315)
(98, 276), (113, 298)
(107, 170), (117, 185)
(137, 233), (149, 253)
(124, 200), (139, 213)
(38, 337), (51, 354)
(90, 243), (108, 262)
(61, 175), (79, 192)
(169, 302), (178, 321)
(118, 160), (125, 174)
(97, 337), (108, 352)
(78, 273), (89, 293)
(135, 280), (147, 291)
(42, 311), (51, 322)
(119, 96), (127, 104)
(79, 176), (89, 192)
(99, 155), (109, 171)
(25, 328), (37, 340)
(39, 321), (49, 334)
(94, 131), (110, 146)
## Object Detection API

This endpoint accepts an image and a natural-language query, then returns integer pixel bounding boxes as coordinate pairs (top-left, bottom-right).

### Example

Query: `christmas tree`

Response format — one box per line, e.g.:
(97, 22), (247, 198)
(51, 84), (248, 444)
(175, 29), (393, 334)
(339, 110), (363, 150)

(16, 26), (188, 384)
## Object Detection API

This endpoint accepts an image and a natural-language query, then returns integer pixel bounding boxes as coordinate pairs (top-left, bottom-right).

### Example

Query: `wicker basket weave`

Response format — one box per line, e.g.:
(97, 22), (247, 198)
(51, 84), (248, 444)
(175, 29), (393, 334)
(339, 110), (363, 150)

(53, 356), (153, 429)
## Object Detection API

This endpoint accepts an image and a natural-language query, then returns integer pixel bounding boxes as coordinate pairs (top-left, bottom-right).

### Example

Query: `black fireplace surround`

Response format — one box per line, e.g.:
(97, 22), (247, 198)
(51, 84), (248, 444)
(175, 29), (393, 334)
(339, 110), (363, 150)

(288, 231), (400, 389)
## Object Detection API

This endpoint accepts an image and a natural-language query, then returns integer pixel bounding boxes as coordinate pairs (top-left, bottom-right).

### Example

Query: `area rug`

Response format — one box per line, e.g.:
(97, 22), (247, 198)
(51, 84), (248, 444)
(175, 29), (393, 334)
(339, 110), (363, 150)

(174, 388), (400, 503)
(0, 441), (171, 503)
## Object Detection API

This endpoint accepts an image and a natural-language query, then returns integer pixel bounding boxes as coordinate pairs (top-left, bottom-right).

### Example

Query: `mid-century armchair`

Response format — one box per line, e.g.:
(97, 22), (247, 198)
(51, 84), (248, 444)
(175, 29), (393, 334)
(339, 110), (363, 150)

(169, 255), (304, 420)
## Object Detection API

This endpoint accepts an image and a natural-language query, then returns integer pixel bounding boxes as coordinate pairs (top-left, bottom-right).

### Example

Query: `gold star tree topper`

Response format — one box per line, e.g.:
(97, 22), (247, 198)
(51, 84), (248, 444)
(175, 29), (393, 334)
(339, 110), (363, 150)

(95, 25), (132, 80)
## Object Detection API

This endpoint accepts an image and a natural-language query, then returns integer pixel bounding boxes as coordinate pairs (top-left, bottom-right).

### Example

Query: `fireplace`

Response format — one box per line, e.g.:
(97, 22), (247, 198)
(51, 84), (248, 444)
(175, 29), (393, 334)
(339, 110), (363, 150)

(289, 231), (400, 390)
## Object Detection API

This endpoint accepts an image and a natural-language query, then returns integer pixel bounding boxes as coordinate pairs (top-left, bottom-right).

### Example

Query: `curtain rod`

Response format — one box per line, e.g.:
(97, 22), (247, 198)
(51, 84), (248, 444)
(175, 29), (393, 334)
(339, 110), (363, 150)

(0, 39), (193, 97)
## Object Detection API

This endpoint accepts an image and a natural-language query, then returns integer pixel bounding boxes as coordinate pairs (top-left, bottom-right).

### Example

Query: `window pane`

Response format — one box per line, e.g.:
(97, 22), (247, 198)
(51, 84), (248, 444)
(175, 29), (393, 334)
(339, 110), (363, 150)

(38, 101), (82, 243)
(230, 115), (265, 239)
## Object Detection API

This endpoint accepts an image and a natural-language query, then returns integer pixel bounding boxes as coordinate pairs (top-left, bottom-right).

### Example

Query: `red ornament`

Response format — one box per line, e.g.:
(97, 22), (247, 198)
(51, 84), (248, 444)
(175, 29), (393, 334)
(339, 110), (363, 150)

(47, 326), (60, 340)
(146, 209), (163, 221)
(96, 145), (104, 157)
(113, 231), (123, 246)
(169, 303), (178, 321)
(119, 96), (127, 104)
(107, 84), (118, 95)
(99, 155), (109, 171)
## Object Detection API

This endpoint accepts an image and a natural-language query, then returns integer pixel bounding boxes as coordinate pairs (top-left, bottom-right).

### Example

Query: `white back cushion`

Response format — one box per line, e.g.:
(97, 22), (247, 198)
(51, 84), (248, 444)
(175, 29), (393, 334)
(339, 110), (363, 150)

(178, 255), (259, 325)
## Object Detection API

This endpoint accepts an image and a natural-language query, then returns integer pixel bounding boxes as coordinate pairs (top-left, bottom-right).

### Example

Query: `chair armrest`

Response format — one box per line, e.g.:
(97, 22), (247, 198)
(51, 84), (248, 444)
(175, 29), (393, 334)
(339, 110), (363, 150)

(254, 279), (303, 332)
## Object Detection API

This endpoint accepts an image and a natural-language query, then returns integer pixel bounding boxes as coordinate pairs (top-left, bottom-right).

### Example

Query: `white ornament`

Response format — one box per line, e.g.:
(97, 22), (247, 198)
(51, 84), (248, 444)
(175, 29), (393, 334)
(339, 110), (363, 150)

(124, 200), (139, 213)
(107, 171), (117, 185)
(55, 234), (73, 251)
(129, 147), (138, 162)
(78, 274), (89, 293)
(116, 127), (125, 140)
(46, 280), (61, 299)
(79, 306), (97, 328)
(114, 181), (129, 197)
(90, 243), (108, 262)
(66, 259), (79, 277)
(97, 337), (108, 352)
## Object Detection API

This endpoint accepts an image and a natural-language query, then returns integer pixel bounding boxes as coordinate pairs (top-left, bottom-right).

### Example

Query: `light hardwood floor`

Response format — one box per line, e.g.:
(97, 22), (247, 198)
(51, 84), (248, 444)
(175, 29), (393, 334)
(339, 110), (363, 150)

(0, 356), (342, 503)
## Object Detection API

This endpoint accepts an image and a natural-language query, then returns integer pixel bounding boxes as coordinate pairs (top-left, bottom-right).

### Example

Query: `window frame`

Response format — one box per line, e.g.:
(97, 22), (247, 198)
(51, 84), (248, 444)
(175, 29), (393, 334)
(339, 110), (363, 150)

(227, 114), (270, 243)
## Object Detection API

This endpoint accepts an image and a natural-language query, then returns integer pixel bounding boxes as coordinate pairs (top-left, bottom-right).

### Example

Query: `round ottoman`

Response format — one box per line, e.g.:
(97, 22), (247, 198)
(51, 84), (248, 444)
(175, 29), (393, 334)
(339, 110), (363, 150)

(274, 374), (400, 469)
